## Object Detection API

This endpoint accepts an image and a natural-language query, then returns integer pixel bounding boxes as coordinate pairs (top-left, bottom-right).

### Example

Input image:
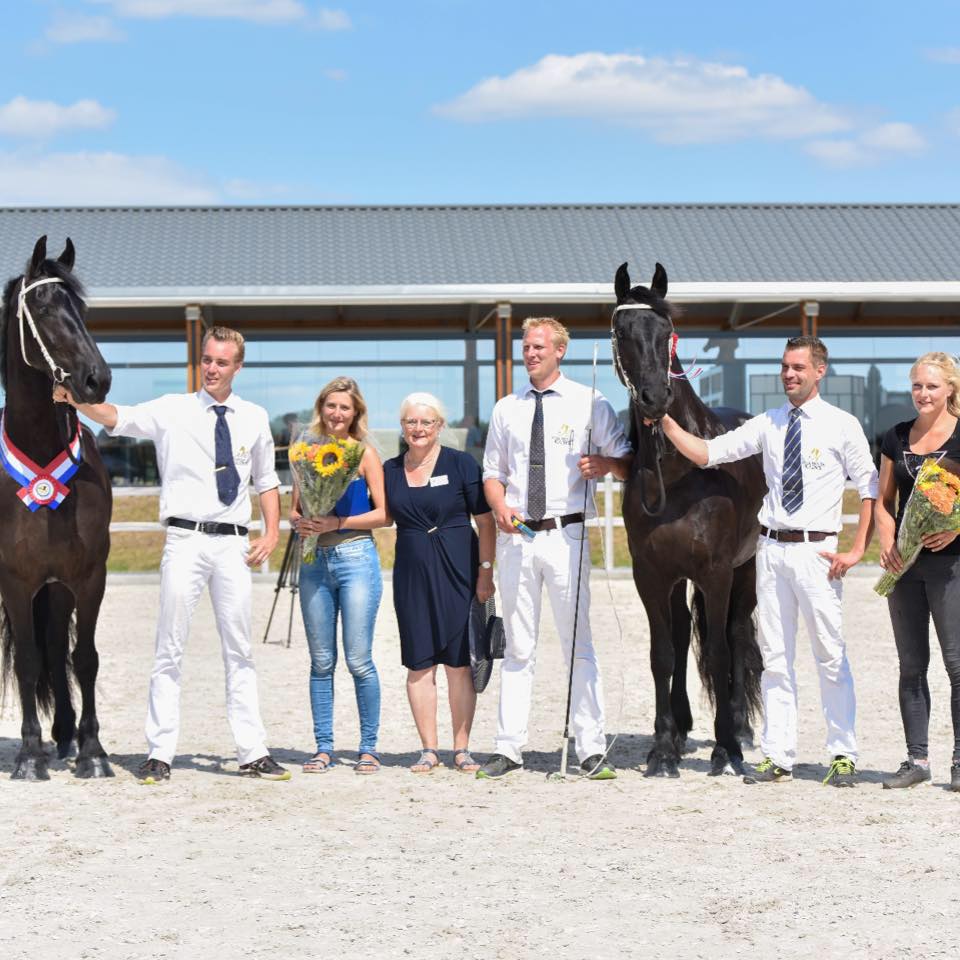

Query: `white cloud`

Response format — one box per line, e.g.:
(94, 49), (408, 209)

(805, 122), (927, 168)
(312, 8), (350, 30)
(925, 47), (960, 64)
(0, 150), (219, 205)
(86, 0), (308, 21)
(0, 97), (116, 139)
(435, 52), (849, 144)
(45, 13), (125, 43)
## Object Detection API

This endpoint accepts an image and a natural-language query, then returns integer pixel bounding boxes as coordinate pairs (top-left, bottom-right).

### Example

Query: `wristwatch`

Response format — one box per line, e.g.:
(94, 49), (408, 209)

(480, 560), (493, 570)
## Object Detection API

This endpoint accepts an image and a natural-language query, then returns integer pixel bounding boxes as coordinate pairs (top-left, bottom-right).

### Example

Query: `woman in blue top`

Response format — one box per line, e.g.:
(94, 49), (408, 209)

(290, 377), (388, 774)
(384, 392), (496, 774)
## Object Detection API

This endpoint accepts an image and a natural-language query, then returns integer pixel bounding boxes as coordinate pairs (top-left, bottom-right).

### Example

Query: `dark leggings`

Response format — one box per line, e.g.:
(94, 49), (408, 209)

(887, 552), (960, 761)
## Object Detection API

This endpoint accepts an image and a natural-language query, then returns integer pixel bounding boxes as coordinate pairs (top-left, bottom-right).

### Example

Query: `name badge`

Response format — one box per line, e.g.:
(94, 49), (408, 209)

(429, 475), (449, 487)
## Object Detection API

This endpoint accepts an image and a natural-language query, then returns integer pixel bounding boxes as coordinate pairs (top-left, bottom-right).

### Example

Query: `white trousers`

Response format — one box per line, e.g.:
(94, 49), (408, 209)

(494, 524), (606, 764)
(755, 535), (857, 770)
(146, 526), (269, 766)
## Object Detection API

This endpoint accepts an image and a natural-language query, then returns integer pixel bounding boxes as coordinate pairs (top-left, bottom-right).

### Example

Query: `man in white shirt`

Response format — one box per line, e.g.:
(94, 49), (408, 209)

(56, 327), (289, 783)
(477, 318), (632, 780)
(659, 336), (878, 786)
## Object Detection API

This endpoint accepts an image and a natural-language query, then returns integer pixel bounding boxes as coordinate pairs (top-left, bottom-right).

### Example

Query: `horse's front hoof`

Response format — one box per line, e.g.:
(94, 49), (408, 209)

(708, 747), (744, 777)
(644, 753), (680, 778)
(11, 757), (51, 781)
(57, 738), (77, 760)
(75, 756), (114, 779)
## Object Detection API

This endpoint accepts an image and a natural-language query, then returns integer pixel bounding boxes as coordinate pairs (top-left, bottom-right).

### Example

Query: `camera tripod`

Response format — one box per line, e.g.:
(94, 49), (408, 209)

(262, 531), (300, 648)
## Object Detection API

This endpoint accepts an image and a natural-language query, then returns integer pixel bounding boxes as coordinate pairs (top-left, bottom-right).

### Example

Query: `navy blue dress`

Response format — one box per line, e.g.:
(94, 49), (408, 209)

(384, 446), (490, 670)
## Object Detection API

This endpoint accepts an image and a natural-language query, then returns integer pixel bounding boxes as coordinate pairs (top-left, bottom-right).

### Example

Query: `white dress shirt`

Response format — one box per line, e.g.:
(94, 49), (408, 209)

(705, 394), (878, 532)
(110, 389), (280, 525)
(483, 373), (631, 519)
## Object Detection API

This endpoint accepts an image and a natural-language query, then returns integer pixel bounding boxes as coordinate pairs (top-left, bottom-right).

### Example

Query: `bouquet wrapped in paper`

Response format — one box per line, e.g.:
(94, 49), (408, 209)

(874, 457), (960, 597)
(288, 431), (365, 563)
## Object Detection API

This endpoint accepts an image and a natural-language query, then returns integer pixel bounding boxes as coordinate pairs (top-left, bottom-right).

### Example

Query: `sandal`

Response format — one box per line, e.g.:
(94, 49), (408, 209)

(410, 748), (443, 774)
(302, 752), (334, 773)
(355, 752), (381, 775)
(453, 749), (480, 773)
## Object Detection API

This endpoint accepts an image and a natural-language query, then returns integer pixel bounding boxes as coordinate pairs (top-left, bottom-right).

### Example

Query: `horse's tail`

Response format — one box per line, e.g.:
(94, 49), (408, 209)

(689, 587), (763, 724)
(0, 601), (12, 708)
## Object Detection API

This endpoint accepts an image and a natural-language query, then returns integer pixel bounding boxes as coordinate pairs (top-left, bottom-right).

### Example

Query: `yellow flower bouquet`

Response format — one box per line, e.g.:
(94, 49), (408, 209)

(288, 432), (365, 563)
(874, 457), (960, 597)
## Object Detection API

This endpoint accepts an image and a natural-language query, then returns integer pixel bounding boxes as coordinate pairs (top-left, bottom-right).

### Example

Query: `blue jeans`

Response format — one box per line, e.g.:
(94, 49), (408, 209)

(299, 537), (383, 755)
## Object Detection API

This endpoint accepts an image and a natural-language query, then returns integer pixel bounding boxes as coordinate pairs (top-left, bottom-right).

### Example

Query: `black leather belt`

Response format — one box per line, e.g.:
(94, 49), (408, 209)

(168, 517), (248, 536)
(523, 512), (585, 532)
(760, 525), (836, 543)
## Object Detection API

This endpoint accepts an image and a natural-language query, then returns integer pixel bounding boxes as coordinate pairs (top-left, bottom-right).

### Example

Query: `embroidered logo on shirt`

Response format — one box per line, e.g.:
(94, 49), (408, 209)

(552, 424), (576, 449)
(233, 445), (251, 465)
(802, 447), (825, 471)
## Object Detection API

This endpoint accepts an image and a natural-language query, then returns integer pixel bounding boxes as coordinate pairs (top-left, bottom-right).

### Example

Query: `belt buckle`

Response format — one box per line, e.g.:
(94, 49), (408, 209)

(198, 521), (217, 535)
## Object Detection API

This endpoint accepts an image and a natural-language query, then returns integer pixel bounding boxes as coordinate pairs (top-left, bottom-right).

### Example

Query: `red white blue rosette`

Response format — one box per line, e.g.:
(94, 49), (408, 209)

(0, 411), (82, 511)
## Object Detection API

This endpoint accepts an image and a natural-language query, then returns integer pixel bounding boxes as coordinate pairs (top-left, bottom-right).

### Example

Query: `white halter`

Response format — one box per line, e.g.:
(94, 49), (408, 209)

(16, 276), (71, 383)
(610, 302), (656, 401)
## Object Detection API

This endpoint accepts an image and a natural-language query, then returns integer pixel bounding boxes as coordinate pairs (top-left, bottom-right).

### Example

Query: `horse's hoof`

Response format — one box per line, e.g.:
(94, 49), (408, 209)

(75, 756), (115, 779)
(644, 754), (680, 778)
(679, 738), (696, 756)
(708, 748), (745, 777)
(11, 757), (51, 781)
(57, 739), (76, 760)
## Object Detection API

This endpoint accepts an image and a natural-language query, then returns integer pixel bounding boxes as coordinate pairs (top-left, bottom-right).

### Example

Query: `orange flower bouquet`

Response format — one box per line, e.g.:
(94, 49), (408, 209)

(288, 431), (365, 563)
(874, 458), (960, 597)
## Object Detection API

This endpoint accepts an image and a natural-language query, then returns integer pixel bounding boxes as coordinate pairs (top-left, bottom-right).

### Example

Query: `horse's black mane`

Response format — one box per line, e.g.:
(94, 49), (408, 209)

(625, 283), (678, 321)
(0, 259), (86, 389)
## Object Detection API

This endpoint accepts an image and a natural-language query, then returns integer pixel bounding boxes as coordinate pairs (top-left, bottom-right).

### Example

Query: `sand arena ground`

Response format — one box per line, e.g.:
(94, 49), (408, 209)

(1, 569), (957, 960)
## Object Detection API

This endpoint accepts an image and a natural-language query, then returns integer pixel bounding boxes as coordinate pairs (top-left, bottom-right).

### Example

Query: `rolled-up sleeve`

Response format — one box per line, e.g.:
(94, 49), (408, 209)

(705, 415), (764, 467)
(593, 394), (632, 458)
(482, 403), (508, 484)
(842, 416), (879, 500)
(109, 398), (165, 441)
(250, 411), (280, 493)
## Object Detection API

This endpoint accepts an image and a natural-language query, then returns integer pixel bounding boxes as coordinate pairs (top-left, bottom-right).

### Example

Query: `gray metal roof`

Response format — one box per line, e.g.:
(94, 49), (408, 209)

(0, 204), (958, 294)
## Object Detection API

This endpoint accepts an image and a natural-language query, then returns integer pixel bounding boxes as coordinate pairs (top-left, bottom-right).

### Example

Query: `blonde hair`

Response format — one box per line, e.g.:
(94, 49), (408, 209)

(399, 392), (446, 425)
(309, 376), (369, 440)
(910, 352), (960, 417)
(522, 317), (570, 349)
(201, 326), (245, 363)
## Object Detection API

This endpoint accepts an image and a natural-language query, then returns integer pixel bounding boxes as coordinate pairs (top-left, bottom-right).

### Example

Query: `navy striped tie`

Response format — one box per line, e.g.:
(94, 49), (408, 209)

(781, 407), (803, 515)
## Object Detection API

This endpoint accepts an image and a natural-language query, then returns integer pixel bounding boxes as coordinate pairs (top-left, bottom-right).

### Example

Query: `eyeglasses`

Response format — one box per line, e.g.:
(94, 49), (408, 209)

(402, 418), (439, 429)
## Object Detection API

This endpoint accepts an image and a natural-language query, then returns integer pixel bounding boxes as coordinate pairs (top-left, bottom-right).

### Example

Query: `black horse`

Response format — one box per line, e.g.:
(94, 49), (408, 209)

(0, 236), (113, 780)
(613, 262), (766, 777)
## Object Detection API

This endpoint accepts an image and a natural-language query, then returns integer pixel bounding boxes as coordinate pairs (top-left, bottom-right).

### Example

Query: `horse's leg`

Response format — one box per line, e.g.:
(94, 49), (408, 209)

(41, 584), (78, 760)
(729, 558), (760, 748)
(72, 569), (113, 779)
(697, 572), (742, 777)
(639, 580), (681, 778)
(2, 584), (49, 780)
(669, 581), (693, 753)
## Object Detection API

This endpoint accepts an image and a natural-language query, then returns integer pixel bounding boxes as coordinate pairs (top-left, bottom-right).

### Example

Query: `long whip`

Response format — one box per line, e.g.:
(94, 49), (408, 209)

(548, 342), (598, 781)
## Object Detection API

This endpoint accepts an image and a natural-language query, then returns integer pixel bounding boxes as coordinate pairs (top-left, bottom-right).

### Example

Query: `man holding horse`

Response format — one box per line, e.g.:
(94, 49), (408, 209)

(56, 326), (290, 783)
(657, 335), (877, 787)
(477, 317), (632, 780)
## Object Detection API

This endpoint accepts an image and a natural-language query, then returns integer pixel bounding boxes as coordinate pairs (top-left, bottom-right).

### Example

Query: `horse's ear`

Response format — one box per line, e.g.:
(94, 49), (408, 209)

(651, 262), (668, 299)
(29, 235), (48, 277)
(57, 238), (76, 271)
(615, 262), (631, 303)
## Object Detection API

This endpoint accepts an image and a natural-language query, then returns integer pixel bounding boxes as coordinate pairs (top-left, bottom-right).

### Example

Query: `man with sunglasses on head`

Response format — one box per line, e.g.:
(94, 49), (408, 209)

(477, 317), (632, 781)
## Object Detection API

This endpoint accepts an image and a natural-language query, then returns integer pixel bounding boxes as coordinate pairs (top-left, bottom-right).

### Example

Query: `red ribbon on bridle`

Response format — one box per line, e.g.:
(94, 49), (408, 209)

(669, 332), (703, 380)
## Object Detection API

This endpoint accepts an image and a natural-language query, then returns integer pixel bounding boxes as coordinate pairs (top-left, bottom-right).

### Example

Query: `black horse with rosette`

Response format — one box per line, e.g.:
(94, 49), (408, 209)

(0, 236), (113, 780)
(613, 262), (767, 777)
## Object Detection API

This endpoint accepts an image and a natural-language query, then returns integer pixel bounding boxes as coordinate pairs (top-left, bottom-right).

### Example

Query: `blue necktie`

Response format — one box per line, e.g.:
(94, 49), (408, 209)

(213, 405), (240, 505)
(527, 389), (551, 520)
(781, 407), (803, 515)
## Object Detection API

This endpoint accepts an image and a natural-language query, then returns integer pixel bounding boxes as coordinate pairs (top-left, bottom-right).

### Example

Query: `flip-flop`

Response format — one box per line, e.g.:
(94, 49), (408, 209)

(410, 748), (443, 774)
(355, 752), (381, 775)
(303, 752), (334, 773)
(453, 749), (480, 773)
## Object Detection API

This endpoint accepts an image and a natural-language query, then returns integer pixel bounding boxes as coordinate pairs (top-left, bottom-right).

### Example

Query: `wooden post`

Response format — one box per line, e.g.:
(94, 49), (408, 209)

(185, 304), (203, 391)
(495, 301), (513, 400)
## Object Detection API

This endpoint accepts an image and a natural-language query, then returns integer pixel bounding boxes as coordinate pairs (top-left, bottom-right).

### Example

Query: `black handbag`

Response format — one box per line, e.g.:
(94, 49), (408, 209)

(469, 596), (505, 693)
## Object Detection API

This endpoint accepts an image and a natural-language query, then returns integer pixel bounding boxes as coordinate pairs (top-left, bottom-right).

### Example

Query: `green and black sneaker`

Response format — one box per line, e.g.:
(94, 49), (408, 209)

(743, 756), (792, 784)
(822, 755), (856, 788)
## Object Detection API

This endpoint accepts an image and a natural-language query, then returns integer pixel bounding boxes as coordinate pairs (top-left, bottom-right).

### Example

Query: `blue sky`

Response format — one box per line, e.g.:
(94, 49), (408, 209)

(4, 0), (960, 205)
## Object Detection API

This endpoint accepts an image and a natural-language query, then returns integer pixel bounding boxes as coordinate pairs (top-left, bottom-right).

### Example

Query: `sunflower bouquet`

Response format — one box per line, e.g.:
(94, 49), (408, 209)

(874, 457), (960, 597)
(288, 431), (365, 563)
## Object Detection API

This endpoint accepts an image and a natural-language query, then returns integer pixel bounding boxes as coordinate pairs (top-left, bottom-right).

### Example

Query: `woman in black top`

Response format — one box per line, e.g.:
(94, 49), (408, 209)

(877, 351), (960, 790)
(383, 392), (496, 774)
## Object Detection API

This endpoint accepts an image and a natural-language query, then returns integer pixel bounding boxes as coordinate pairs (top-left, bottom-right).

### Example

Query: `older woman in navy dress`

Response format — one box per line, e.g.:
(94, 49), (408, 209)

(384, 393), (496, 773)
